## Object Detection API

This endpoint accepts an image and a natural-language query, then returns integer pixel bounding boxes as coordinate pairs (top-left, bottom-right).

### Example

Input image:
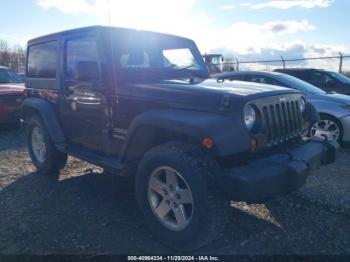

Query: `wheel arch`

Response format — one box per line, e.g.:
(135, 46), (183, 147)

(319, 112), (344, 132)
(23, 98), (66, 143)
(312, 112), (344, 142)
(120, 124), (199, 164)
(119, 108), (251, 164)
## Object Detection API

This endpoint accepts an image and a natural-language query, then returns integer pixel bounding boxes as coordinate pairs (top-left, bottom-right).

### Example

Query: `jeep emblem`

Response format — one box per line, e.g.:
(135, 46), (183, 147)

(278, 97), (287, 103)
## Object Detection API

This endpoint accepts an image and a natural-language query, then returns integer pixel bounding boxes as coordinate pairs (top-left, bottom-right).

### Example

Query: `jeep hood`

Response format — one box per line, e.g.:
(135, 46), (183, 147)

(124, 79), (298, 107)
(190, 79), (295, 98)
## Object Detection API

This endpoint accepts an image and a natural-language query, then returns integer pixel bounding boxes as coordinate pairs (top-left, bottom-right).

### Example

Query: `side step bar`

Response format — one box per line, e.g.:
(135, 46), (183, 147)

(55, 143), (124, 173)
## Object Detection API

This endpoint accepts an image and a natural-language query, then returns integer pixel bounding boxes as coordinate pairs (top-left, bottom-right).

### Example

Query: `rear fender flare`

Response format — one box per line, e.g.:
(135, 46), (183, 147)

(23, 98), (66, 143)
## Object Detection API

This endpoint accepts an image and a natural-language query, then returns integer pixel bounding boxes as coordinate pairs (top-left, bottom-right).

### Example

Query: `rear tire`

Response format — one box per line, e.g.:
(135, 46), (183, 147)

(26, 115), (68, 178)
(135, 142), (229, 250)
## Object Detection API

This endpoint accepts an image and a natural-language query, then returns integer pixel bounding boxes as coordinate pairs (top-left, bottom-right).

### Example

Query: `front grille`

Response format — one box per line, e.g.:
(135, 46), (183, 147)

(253, 94), (304, 146)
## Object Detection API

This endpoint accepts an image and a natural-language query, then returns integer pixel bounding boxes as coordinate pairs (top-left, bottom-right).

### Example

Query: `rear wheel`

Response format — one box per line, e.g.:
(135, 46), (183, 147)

(135, 142), (229, 250)
(26, 115), (68, 177)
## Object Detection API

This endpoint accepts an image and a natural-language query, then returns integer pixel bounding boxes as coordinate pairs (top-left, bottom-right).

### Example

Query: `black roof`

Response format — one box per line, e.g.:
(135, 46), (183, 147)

(28, 25), (192, 46)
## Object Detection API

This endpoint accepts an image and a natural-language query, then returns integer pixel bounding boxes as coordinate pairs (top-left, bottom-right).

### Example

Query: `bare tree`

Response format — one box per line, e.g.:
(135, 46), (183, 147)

(0, 40), (11, 67)
(0, 39), (26, 72)
(11, 44), (26, 72)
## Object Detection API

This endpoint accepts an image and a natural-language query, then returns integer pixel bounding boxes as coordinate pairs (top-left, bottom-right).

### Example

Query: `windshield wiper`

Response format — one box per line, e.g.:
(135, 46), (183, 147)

(174, 65), (205, 79)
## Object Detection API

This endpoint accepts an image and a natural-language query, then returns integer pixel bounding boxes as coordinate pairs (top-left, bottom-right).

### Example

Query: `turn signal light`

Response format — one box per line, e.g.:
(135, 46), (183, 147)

(202, 137), (214, 149)
(251, 138), (258, 153)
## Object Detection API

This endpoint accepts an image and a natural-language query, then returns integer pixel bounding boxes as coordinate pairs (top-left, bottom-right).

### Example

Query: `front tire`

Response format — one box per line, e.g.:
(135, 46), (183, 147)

(135, 142), (229, 250)
(26, 115), (68, 177)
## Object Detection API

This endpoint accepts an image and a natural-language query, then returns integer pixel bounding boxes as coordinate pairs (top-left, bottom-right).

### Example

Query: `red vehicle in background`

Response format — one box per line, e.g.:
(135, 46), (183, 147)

(0, 66), (24, 124)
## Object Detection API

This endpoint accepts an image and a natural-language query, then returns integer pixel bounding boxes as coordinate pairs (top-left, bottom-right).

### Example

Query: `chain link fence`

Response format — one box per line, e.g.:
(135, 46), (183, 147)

(222, 53), (350, 76)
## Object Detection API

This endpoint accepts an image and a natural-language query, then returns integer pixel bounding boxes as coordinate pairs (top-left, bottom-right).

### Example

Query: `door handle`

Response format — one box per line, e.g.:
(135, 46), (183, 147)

(74, 97), (102, 105)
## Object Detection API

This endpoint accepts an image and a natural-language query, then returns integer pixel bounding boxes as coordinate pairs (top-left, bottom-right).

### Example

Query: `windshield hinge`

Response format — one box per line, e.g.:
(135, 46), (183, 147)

(220, 95), (231, 111)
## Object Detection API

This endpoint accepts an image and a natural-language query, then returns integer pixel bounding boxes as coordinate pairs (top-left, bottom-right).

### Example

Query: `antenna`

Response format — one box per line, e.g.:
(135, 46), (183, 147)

(107, 0), (111, 26)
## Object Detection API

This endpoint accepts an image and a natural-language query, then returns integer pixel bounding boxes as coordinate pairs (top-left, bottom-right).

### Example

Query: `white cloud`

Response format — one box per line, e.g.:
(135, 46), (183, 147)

(35, 0), (213, 51)
(263, 20), (316, 34)
(212, 41), (348, 71)
(205, 20), (316, 55)
(218, 5), (236, 10)
(205, 19), (346, 71)
(36, 0), (96, 15)
(243, 0), (334, 10)
(35, 0), (347, 71)
(35, 0), (207, 37)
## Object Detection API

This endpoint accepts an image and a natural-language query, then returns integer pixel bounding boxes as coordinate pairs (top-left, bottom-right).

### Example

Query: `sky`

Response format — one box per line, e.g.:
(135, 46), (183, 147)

(1, 0), (349, 69)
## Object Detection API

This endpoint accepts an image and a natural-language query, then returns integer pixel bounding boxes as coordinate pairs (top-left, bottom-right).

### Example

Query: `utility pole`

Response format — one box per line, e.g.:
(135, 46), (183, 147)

(281, 56), (286, 69)
(339, 52), (343, 73)
(235, 58), (240, 71)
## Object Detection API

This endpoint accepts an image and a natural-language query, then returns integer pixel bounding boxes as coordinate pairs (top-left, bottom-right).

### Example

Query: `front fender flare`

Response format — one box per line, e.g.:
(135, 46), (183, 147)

(120, 109), (251, 160)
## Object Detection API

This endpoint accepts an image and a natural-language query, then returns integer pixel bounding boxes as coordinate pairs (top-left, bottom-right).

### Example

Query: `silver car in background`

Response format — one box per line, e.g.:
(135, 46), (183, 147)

(217, 71), (350, 143)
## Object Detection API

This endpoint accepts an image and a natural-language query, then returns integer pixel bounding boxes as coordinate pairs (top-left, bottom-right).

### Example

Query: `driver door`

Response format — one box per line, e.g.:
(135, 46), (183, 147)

(59, 36), (110, 153)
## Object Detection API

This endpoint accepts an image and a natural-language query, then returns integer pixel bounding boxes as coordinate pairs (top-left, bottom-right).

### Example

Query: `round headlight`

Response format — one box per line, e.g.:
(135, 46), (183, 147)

(244, 105), (257, 130)
(299, 98), (306, 113)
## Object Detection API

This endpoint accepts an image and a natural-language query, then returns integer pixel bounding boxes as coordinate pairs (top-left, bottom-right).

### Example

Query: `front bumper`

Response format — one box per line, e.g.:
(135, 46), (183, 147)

(340, 115), (350, 143)
(217, 138), (340, 202)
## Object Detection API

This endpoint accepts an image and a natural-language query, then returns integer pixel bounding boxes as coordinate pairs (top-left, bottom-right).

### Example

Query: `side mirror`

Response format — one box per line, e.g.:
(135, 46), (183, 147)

(75, 61), (99, 81)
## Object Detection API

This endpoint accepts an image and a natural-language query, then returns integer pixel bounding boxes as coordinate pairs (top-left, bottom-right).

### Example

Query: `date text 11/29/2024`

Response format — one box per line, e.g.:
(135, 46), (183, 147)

(127, 256), (220, 261)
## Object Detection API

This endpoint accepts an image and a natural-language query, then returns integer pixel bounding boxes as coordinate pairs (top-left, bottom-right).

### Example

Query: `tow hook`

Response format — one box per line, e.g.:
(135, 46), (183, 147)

(320, 135), (340, 165)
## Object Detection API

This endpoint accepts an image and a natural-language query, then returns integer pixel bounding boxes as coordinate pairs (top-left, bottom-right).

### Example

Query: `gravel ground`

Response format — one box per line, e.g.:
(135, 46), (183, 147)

(0, 124), (349, 255)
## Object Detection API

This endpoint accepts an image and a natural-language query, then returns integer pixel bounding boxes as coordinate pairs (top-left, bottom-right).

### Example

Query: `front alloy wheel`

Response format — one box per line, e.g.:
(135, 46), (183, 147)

(148, 166), (194, 232)
(135, 142), (229, 250)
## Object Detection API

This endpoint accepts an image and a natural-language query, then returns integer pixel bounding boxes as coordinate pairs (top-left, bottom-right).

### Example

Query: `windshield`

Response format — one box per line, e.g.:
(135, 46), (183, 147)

(211, 56), (222, 65)
(327, 71), (350, 84)
(0, 69), (23, 84)
(114, 32), (208, 83)
(279, 74), (326, 95)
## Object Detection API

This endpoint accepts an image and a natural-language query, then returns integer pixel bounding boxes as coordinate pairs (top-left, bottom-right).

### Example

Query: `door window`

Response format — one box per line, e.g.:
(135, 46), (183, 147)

(27, 41), (57, 79)
(66, 38), (100, 79)
(310, 72), (332, 86)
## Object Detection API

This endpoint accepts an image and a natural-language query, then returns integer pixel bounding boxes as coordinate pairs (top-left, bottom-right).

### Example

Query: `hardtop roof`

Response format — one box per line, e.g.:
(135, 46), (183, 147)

(27, 26), (193, 46)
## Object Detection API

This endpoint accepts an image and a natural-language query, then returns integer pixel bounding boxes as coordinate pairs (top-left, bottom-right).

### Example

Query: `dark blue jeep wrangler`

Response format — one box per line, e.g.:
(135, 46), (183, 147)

(22, 26), (339, 249)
